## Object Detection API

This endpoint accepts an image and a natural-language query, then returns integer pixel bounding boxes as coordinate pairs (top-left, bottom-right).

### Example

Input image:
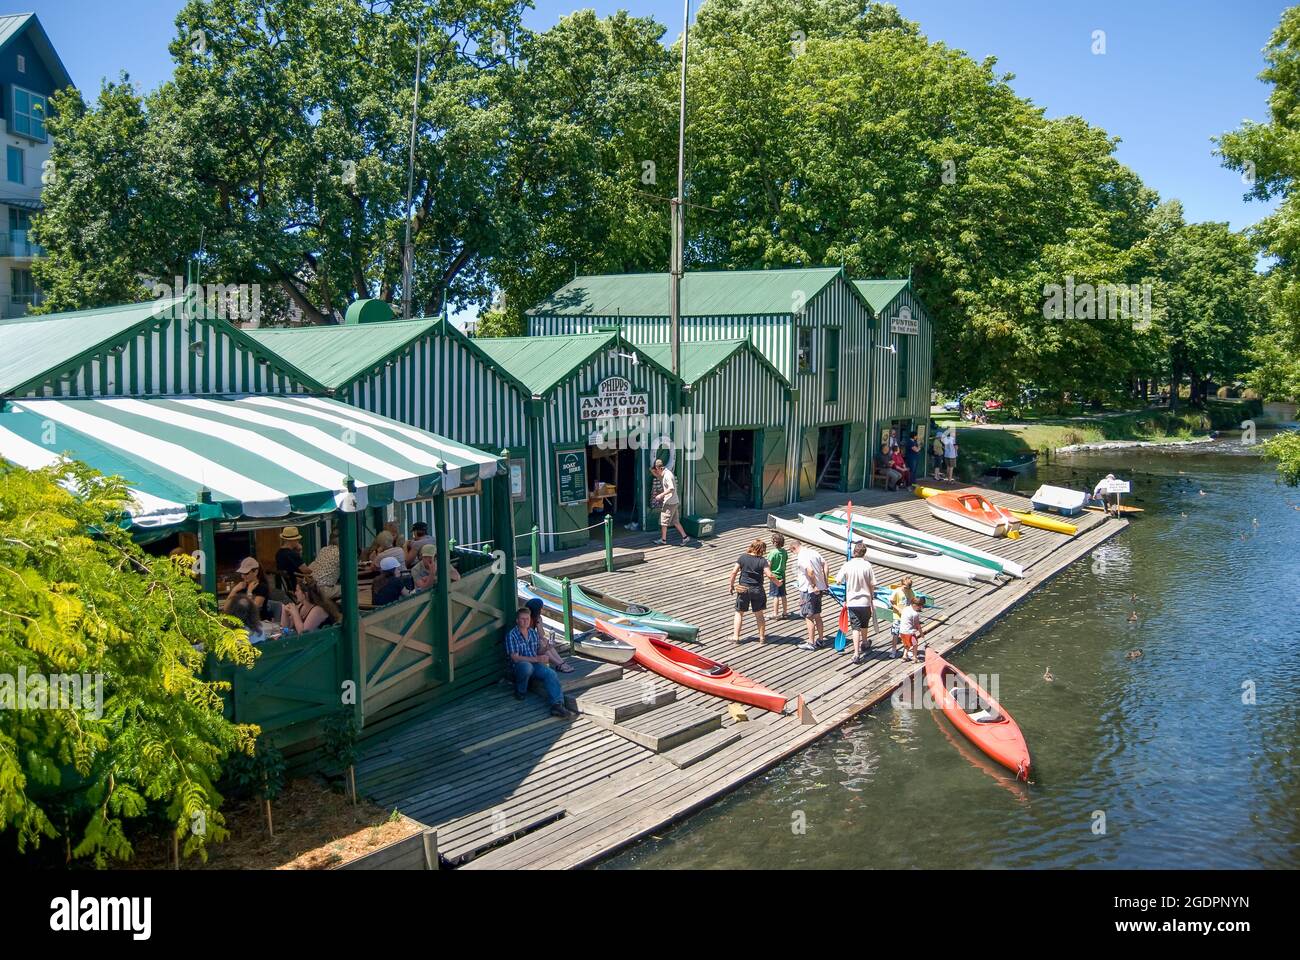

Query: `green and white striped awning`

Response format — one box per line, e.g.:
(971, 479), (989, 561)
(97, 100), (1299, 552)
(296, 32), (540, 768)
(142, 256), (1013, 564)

(0, 395), (501, 529)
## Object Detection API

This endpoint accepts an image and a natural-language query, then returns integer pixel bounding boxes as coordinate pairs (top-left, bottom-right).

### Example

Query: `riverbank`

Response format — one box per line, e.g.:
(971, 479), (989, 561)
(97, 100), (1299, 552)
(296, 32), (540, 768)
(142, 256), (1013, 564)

(946, 407), (1224, 478)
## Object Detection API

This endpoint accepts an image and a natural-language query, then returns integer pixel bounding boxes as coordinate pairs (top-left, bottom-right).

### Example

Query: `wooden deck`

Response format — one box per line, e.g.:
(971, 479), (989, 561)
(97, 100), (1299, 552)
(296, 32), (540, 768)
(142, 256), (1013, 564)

(353, 482), (1126, 869)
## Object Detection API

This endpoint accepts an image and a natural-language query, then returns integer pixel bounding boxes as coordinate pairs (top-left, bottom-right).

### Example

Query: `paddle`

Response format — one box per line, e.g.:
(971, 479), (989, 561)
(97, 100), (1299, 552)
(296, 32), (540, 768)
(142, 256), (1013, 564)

(833, 501), (853, 652)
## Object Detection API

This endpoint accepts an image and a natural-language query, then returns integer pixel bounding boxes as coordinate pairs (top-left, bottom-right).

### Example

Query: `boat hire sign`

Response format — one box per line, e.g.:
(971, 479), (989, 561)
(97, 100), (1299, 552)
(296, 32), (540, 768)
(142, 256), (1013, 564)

(890, 306), (919, 336)
(580, 376), (648, 422)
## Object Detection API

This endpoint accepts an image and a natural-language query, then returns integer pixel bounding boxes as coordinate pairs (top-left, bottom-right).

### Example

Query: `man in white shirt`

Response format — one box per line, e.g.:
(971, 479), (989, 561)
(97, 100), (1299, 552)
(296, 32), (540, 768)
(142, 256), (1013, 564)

(651, 459), (695, 546)
(839, 540), (877, 665)
(941, 430), (958, 481)
(794, 540), (829, 651)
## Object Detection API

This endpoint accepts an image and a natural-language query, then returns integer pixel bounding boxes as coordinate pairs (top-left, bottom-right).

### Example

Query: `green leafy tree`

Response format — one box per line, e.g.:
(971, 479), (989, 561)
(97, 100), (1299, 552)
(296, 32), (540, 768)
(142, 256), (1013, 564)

(1218, 5), (1300, 401)
(1260, 430), (1300, 485)
(0, 459), (257, 865)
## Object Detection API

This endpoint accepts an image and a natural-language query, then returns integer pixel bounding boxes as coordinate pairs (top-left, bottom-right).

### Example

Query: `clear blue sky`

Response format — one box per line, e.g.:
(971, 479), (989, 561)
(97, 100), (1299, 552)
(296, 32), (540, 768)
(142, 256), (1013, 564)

(24, 0), (1290, 231)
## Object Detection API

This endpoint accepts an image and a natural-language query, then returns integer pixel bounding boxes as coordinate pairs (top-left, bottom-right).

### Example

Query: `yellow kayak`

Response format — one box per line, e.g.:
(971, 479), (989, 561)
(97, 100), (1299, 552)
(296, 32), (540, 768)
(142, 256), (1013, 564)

(1010, 511), (1077, 535)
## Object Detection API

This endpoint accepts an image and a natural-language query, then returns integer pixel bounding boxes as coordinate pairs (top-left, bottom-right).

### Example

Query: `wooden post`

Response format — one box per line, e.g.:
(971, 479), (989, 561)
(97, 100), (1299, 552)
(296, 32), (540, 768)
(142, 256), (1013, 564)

(561, 576), (574, 649)
(433, 485), (452, 683)
(492, 458), (517, 621)
(197, 488), (217, 596)
(338, 498), (362, 728)
(604, 514), (614, 573)
(530, 524), (540, 574)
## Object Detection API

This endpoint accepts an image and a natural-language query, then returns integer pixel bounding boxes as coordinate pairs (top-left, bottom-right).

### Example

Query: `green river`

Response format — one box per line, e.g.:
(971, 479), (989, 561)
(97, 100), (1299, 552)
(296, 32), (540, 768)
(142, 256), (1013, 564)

(604, 435), (1299, 869)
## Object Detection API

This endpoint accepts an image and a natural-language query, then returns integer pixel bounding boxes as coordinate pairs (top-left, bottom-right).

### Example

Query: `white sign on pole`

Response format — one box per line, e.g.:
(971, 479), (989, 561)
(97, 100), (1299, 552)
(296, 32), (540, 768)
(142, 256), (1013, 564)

(1101, 478), (1131, 494)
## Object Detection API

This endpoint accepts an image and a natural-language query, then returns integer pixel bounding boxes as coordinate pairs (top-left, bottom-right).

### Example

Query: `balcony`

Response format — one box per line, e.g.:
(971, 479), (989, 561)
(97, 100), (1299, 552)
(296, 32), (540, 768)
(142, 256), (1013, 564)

(0, 230), (45, 258)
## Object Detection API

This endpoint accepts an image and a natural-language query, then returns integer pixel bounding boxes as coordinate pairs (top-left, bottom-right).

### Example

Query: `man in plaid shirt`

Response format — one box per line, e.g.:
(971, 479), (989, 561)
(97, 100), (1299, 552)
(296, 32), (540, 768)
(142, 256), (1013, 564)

(506, 608), (571, 717)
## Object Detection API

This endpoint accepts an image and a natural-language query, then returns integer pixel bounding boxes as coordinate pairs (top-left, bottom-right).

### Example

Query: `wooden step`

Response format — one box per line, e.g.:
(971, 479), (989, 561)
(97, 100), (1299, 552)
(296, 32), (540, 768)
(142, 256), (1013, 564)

(566, 677), (676, 722)
(552, 660), (623, 697)
(661, 726), (744, 769)
(437, 806), (566, 867)
(596, 700), (722, 753)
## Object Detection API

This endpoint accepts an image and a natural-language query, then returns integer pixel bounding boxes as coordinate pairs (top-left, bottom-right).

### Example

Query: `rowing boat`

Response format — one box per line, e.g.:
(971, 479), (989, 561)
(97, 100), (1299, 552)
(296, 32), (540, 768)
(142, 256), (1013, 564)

(531, 570), (699, 642)
(518, 578), (654, 632)
(767, 514), (989, 587)
(817, 508), (1026, 579)
(596, 619), (787, 713)
(915, 486), (1022, 538)
(924, 649), (1031, 781)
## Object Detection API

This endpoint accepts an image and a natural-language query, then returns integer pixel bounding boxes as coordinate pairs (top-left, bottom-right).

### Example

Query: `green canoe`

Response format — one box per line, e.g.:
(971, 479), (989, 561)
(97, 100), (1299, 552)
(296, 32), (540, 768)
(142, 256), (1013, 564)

(531, 571), (700, 642)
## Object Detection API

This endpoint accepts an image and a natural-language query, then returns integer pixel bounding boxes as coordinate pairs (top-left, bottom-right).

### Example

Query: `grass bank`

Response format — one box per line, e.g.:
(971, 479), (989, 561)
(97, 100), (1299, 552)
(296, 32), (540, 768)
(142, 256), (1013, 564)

(947, 407), (1224, 479)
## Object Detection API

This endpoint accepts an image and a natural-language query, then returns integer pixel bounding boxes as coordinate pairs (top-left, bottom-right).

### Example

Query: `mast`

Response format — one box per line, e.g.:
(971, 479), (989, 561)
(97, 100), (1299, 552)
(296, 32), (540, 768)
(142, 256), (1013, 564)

(670, 0), (690, 377)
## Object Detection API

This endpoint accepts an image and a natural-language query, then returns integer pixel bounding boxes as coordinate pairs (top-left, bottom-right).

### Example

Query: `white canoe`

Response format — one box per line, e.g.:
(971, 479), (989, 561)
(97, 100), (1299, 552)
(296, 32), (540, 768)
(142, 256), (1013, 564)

(767, 515), (987, 587)
(1030, 484), (1089, 516)
(801, 515), (996, 586)
(821, 509), (1026, 579)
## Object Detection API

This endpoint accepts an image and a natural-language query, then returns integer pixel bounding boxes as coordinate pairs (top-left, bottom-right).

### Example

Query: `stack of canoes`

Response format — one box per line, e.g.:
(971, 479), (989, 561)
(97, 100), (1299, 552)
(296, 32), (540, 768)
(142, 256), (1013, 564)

(530, 570), (698, 642)
(815, 509), (1025, 579)
(766, 514), (993, 587)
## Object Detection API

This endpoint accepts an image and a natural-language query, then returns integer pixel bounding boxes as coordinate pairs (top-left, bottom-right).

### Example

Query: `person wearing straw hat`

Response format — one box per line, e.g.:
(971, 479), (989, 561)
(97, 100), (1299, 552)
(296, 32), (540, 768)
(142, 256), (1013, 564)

(275, 526), (305, 592)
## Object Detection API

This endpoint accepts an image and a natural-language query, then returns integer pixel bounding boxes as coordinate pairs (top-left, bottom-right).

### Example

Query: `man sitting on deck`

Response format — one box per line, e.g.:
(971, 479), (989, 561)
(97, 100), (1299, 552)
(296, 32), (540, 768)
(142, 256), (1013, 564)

(505, 608), (573, 718)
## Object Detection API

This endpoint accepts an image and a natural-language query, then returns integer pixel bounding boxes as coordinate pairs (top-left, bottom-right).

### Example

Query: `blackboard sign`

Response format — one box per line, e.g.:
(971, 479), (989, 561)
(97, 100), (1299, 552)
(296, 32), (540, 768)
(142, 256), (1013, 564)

(555, 449), (588, 506)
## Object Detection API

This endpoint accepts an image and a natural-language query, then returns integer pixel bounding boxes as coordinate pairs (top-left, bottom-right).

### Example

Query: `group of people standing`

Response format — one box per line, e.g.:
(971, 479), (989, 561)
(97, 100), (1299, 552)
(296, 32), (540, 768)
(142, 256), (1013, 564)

(728, 533), (927, 665)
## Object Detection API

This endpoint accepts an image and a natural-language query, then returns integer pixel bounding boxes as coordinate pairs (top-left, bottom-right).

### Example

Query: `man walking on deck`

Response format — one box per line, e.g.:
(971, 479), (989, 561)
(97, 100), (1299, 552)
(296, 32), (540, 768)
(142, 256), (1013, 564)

(651, 459), (695, 545)
(840, 541), (877, 665)
(794, 540), (829, 651)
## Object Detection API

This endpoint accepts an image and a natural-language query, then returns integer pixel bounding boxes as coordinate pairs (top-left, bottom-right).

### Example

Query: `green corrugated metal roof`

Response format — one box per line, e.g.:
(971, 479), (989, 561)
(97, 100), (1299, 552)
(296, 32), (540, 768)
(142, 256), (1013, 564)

(853, 279), (911, 313)
(471, 332), (621, 397)
(639, 339), (789, 389)
(0, 298), (186, 394)
(244, 318), (442, 390)
(526, 267), (851, 317)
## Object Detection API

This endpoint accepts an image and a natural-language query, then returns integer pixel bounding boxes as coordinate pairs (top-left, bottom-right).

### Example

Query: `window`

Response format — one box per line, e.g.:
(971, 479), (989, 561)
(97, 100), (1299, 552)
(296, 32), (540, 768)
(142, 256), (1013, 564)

(823, 327), (840, 403)
(16, 54), (24, 73)
(797, 327), (816, 374)
(896, 335), (910, 399)
(8, 208), (30, 233)
(6, 146), (22, 184)
(11, 268), (36, 304)
(10, 87), (48, 141)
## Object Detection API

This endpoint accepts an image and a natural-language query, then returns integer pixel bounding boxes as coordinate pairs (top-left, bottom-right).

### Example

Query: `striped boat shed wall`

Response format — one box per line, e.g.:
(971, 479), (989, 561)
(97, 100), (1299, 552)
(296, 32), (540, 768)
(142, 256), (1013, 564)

(1, 300), (317, 400)
(856, 280), (936, 468)
(526, 268), (881, 504)
(472, 333), (679, 553)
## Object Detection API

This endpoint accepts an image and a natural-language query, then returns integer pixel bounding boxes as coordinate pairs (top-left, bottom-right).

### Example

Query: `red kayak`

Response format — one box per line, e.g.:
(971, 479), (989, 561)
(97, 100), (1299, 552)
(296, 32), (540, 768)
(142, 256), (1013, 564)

(924, 649), (1031, 781)
(596, 619), (788, 713)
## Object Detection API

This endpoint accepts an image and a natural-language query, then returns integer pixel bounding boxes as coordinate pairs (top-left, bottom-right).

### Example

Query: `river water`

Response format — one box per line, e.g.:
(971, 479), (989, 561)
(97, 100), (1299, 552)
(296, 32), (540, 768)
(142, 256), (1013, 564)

(603, 435), (1299, 869)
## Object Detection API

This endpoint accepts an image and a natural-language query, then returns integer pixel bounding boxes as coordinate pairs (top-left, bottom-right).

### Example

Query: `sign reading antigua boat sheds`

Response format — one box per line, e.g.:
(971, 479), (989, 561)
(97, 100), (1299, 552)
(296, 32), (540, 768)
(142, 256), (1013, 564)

(890, 306), (919, 336)
(580, 377), (648, 421)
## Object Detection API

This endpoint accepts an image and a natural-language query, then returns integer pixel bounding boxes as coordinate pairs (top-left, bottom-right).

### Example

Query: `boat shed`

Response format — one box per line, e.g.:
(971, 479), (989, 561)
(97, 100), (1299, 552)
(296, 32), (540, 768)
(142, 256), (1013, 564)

(639, 339), (791, 518)
(244, 311), (531, 548)
(525, 266), (879, 504)
(0, 298), (320, 399)
(471, 332), (679, 552)
(854, 279), (936, 473)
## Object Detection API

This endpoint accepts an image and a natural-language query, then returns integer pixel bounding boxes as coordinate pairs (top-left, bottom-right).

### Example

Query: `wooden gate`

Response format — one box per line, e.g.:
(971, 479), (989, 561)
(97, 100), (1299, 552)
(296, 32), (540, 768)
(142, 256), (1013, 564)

(448, 562), (510, 679)
(359, 593), (439, 718)
(221, 624), (347, 739)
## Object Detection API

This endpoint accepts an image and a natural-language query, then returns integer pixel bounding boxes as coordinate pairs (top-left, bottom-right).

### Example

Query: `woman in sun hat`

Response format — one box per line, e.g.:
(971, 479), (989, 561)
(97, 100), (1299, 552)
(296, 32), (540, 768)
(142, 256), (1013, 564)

(223, 555), (271, 614)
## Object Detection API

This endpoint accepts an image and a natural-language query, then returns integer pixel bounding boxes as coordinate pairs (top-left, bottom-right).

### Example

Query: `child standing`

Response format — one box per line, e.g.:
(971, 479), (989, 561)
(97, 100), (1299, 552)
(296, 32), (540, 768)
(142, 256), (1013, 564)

(888, 576), (916, 660)
(897, 595), (926, 663)
(767, 533), (789, 619)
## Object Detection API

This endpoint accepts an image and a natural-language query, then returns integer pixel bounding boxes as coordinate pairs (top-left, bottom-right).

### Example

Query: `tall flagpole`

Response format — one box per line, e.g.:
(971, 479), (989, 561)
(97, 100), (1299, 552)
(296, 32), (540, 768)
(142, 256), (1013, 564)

(402, 27), (423, 320)
(670, 0), (689, 378)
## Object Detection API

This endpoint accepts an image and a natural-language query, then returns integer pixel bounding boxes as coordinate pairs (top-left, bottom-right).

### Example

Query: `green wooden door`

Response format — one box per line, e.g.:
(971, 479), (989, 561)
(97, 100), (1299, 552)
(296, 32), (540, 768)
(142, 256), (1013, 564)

(552, 444), (590, 550)
(503, 449), (532, 544)
(693, 431), (720, 518)
(759, 426), (788, 508)
(845, 421), (867, 491)
(798, 425), (820, 501)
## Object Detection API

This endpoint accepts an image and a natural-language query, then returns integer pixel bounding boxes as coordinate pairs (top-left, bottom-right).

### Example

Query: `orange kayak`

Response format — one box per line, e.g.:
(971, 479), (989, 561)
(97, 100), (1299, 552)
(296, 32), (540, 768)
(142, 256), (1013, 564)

(924, 649), (1031, 780)
(924, 489), (1022, 538)
(596, 619), (788, 713)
